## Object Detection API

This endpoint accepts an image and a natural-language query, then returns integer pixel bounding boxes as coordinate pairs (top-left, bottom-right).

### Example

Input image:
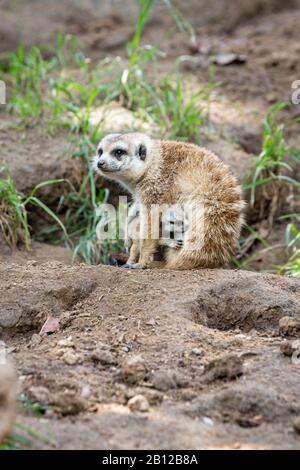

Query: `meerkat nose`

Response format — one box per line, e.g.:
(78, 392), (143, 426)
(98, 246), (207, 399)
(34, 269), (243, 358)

(97, 161), (105, 169)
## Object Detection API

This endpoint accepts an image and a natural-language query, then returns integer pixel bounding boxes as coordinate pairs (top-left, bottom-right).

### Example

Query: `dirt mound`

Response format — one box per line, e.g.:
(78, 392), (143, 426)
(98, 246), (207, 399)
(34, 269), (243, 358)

(0, 239), (73, 266)
(193, 270), (300, 333)
(0, 262), (97, 331)
(3, 263), (299, 335)
(185, 381), (298, 428)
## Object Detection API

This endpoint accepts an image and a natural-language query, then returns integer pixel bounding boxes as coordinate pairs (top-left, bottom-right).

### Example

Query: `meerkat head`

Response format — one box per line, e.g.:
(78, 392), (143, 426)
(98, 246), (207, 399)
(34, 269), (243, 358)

(93, 132), (154, 186)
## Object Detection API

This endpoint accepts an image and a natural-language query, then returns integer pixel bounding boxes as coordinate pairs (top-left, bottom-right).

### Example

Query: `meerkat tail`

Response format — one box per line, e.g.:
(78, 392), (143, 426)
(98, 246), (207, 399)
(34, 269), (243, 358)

(165, 249), (221, 270)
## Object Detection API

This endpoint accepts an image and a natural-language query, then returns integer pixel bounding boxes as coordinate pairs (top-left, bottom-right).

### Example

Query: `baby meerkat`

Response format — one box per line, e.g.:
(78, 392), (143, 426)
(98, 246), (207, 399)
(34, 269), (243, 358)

(126, 203), (185, 254)
(94, 132), (245, 270)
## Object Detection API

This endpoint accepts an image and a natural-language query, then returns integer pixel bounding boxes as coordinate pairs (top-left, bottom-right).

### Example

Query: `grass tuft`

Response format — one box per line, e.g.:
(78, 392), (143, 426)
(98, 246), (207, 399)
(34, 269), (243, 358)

(245, 103), (300, 206)
(279, 216), (300, 277)
(0, 166), (67, 249)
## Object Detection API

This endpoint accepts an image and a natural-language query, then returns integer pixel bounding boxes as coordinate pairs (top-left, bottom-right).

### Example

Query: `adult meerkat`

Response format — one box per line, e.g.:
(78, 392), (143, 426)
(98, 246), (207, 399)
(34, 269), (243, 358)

(94, 132), (245, 269)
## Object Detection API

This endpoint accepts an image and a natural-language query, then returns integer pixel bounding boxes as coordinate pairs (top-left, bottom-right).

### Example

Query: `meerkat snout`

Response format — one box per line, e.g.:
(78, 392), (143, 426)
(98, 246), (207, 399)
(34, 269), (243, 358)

(97, 160), (105, 169)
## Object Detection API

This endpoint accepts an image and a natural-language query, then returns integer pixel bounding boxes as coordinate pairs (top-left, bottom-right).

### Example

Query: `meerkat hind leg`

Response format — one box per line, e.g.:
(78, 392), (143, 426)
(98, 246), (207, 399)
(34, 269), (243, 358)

(122, 238), (140, 268)
(131, 238), (158, 269)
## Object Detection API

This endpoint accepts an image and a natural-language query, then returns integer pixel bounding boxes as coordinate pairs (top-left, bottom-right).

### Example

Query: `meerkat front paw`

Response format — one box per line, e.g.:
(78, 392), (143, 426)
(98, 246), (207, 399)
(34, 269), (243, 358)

(167, 239), (184, 250)
(120, 262), (148, 269)
(131, 262), (150, 269)
(121, 263), (135, 269)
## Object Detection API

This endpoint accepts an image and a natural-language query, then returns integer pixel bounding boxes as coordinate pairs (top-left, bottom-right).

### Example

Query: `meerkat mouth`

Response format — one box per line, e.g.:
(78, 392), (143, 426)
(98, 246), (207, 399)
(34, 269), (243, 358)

(100, 168), (121, 173)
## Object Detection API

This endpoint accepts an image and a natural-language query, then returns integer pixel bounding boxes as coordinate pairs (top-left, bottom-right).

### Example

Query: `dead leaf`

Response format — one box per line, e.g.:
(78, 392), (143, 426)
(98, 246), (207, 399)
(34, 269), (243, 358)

(39, 316), (60, 336)
(146, 318), (159, 327)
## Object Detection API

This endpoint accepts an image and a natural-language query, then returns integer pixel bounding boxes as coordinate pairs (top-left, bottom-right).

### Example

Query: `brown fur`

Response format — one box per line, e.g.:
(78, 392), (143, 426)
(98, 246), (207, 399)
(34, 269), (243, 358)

(94, 133), (245, 270)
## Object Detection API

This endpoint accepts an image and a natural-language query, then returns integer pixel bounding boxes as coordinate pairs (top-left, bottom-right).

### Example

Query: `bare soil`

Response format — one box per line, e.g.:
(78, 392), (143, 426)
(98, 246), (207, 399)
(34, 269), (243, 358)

(1, 262), (300, 449)
(0, 0), (300, 450)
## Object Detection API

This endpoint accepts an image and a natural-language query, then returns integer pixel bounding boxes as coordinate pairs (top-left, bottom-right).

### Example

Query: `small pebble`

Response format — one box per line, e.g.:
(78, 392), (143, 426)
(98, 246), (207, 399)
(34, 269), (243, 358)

(191, 348), (203, 357)
(122, 355), (147, 384)
(30, 334), (42, 347)
(279, 316), (300, 337)
(91, 349), (117, 366)
(202, 416), (214, 427)
(151, 370), (176, 391)
(280, 340), (300, 357)
(63, 351), (79, 365)
(202, 354), (244, 383)
(27, 386), (50, 405)
(57, 337), (74, 348)
(127, 394), (149, 412)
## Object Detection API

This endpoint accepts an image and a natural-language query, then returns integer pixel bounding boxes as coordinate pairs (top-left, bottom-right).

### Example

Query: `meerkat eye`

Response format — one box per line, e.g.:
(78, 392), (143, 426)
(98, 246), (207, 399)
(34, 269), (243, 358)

(113, 148), (126, 159)
(98, 148), (103, 156)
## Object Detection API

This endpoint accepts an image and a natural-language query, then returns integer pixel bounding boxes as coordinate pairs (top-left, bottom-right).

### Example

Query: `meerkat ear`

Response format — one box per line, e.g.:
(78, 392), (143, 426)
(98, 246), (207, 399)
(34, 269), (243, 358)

(138, 144), (147, 161)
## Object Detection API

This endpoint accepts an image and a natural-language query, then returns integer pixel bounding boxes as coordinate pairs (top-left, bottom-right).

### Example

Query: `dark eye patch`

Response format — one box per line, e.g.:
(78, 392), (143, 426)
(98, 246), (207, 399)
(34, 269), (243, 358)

(112, 148), (127, 159)
(138, 144), (147, 160)
(98, 148), (103, 156)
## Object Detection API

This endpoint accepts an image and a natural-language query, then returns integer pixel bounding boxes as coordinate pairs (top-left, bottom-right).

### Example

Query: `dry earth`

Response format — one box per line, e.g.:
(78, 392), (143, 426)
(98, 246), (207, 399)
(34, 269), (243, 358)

(1, 262), (300, 449)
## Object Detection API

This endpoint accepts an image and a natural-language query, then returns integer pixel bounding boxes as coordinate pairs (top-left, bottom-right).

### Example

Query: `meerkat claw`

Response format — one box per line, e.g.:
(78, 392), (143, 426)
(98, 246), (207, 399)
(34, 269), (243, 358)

(132, 263), (149, 269)
(173, 240), (184, 250)
(121, 263), (134, 269)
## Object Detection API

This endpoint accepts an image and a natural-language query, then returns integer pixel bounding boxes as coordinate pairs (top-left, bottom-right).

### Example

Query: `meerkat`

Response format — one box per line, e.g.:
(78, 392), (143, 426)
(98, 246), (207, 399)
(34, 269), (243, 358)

(93, 132), (245, 270)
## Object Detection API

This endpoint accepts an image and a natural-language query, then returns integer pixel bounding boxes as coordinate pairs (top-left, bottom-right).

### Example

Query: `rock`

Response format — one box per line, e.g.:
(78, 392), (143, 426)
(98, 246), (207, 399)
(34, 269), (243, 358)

(29, 333), (43, 348)
(80, 102), (155, 133)
(127, 395), (150, 412)
(62, 351), (80, 365)
(213, 53), (246, 66)
(151, 370), (177, 392)
(51, 391), (86, 416)
(279, 317), (300, 337)
(280, 340), (300, 357)
(27, 386), (50, 405)
(202, 354), (244, 383)
(210, 384), (288, 424)
(0, 363), (16, 443)
(57, 337), (74, 348)
(202, 416), (214, 426)
(191, 348), (203, 357)
(91, 349), (117, 366)
(173, 371), (190, 388)
(143, 389), (163, 405)
(127, 388), (164, 405)
(122, 355), (147, 384)
(59, 312), (73, 329)
(181, 389), (198, 401)
(292, 417), (300, 434)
